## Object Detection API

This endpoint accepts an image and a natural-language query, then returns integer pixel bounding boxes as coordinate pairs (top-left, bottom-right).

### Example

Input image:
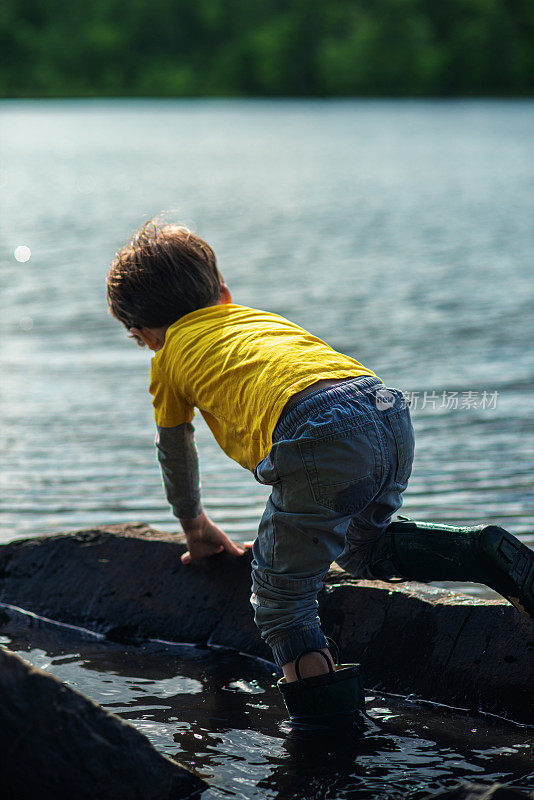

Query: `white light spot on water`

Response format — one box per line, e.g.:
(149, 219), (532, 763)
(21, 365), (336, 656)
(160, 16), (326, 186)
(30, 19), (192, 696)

(223, 679), (264, 694)
(19, 316), (34, 331)
(14, 245), (31, 263)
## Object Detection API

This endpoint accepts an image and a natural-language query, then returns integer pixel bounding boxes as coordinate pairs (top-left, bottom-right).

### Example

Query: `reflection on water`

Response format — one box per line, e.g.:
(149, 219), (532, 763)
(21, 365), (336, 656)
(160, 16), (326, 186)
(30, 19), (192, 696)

(1, 100), (533, 603)
(1, 610), (533, 800)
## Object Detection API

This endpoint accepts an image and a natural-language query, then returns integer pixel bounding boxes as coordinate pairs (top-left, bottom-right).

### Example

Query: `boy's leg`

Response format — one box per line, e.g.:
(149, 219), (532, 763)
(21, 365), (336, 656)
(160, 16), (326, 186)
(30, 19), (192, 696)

(251, 379), (406, 728)
(251, 404), (383, 672)
(336, 395), (534, 619)
(251, 495), (348, 670)
(251, 493), (367, 729)
(336, 395), (415, 579)
(383, 519), (534, 618)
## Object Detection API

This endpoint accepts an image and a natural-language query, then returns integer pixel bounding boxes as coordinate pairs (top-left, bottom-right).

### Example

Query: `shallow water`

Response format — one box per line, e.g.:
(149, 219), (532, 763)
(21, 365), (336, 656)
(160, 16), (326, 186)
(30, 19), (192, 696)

(1, 608), (533, 800)
(1, 99), (534, 598)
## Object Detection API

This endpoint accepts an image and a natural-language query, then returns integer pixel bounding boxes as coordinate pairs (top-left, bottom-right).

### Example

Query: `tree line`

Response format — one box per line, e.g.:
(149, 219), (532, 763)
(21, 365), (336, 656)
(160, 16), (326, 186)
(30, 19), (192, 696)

(2, 0), (533, 97)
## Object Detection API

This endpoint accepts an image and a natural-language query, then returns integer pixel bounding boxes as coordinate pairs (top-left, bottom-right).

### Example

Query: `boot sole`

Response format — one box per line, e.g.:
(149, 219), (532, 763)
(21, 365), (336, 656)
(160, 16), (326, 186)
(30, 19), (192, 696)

(480, 526), (534, 620)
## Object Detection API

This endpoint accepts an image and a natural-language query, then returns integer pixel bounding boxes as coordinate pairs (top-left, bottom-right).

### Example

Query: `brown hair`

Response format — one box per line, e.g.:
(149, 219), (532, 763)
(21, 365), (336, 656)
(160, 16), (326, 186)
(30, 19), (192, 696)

(106, 220), (224, 330)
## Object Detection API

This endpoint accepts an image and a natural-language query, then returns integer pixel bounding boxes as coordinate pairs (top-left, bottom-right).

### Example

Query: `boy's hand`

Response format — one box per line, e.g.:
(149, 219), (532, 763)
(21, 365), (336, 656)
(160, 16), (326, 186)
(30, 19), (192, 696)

(179, 512), (252, 565)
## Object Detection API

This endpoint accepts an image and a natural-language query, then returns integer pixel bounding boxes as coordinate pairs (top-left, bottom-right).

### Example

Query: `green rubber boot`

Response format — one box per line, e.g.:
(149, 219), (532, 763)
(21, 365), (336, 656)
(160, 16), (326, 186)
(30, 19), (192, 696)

(277, 650), (366, 732)
(375, 517), (534, 619)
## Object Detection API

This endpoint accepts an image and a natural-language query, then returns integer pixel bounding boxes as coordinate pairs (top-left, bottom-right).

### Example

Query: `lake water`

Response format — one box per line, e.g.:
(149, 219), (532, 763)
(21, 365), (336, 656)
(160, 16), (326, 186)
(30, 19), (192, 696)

(2, 607), (533, 799)
(1, 98), (534, 602)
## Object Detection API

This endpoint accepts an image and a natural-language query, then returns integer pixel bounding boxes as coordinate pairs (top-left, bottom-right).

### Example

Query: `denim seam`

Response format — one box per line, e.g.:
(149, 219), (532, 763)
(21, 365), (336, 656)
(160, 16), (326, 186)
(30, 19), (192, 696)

(260, 570), (325, 588)
(274, 376), (383, 441)
(317, 475), (372, 490)
(277, 412), (378, 442)
(370, 409), (388, 484)
(302, 419), (377, 441)
(275, 458), (285, 511)
(346, 415), (387, 531)
(298, 439), (318, 504)
(384, 412), (414, 486)
(276, 378), (368, 425)
(386, 414), (403, 484)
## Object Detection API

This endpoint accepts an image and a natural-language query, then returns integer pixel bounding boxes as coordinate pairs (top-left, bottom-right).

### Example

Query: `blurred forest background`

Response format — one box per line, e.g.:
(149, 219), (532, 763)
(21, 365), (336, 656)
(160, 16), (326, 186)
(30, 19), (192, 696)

(2, 0), (534, 97)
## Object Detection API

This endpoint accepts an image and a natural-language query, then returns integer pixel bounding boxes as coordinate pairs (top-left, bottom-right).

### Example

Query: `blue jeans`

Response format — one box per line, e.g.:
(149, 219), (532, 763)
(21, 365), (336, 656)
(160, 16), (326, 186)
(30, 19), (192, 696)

(250, 376), (415, 666)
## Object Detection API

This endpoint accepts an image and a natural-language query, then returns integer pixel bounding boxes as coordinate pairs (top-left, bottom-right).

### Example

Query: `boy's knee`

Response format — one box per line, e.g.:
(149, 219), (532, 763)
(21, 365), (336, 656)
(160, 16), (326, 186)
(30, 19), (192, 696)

(250, 568), (324, 642)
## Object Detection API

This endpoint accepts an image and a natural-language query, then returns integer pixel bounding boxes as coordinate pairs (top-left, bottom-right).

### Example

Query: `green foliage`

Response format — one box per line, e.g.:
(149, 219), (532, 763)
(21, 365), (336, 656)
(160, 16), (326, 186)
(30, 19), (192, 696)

(1, 0), (533, 96)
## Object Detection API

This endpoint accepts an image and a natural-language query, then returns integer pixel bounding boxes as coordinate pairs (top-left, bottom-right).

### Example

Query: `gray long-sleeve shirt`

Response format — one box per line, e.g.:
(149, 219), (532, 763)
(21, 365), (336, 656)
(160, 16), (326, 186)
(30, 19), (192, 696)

(155, 422), (203, 520)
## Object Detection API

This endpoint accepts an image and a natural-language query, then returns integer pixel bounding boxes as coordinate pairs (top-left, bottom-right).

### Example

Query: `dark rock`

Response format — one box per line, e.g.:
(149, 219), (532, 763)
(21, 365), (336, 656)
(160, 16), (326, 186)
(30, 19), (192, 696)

(0, 523), (533, 723)
(420, 781), (534, 798)
(0, 523), (262, 656)
(321, 568), (534, 723)
(0, 646), (206, 800)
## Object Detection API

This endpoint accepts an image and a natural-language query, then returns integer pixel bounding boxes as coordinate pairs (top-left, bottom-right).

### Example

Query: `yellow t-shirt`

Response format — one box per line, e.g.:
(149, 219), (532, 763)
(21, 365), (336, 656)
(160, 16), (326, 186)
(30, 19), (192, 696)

(149, 303), (378, 471)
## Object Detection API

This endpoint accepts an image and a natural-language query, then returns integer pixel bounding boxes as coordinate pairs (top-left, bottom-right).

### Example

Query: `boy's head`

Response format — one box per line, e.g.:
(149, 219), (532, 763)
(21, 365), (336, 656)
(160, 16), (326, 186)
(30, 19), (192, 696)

(107, 220), (227, 347)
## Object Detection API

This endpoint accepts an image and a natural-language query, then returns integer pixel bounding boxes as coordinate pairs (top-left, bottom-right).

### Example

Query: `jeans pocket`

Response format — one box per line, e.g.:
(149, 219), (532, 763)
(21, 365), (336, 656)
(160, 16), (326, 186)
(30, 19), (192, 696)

(384, 407), (415, 486)
(253, 451), (280, 485)
(300, 428), (378, 514)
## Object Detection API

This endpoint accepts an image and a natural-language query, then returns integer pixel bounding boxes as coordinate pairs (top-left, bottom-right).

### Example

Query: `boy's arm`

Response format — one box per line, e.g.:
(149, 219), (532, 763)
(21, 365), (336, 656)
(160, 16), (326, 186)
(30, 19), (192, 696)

(155, 423), (248, 564)
(155, 422), (203, 520)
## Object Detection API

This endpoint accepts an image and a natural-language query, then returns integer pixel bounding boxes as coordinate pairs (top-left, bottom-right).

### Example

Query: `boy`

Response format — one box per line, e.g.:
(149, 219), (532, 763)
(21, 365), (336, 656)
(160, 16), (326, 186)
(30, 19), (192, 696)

(107, 221), (534, 730)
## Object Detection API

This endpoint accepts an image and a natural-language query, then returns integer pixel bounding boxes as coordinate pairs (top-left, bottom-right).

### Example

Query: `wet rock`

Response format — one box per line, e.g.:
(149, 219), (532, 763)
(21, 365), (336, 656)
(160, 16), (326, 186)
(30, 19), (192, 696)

(420, 781), (534, 798)
(320, 567), (534, 724)
(0, 523), (259, 654)
(0, 524), (533, 723)
(0, 645), (206, 800)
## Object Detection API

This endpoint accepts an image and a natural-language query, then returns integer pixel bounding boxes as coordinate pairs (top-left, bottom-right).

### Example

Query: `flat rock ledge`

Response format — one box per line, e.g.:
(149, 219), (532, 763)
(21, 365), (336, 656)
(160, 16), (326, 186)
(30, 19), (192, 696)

(422, 782), (534, 799)
(1, 523), (533, 724)
(0, 646), (206, 800)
